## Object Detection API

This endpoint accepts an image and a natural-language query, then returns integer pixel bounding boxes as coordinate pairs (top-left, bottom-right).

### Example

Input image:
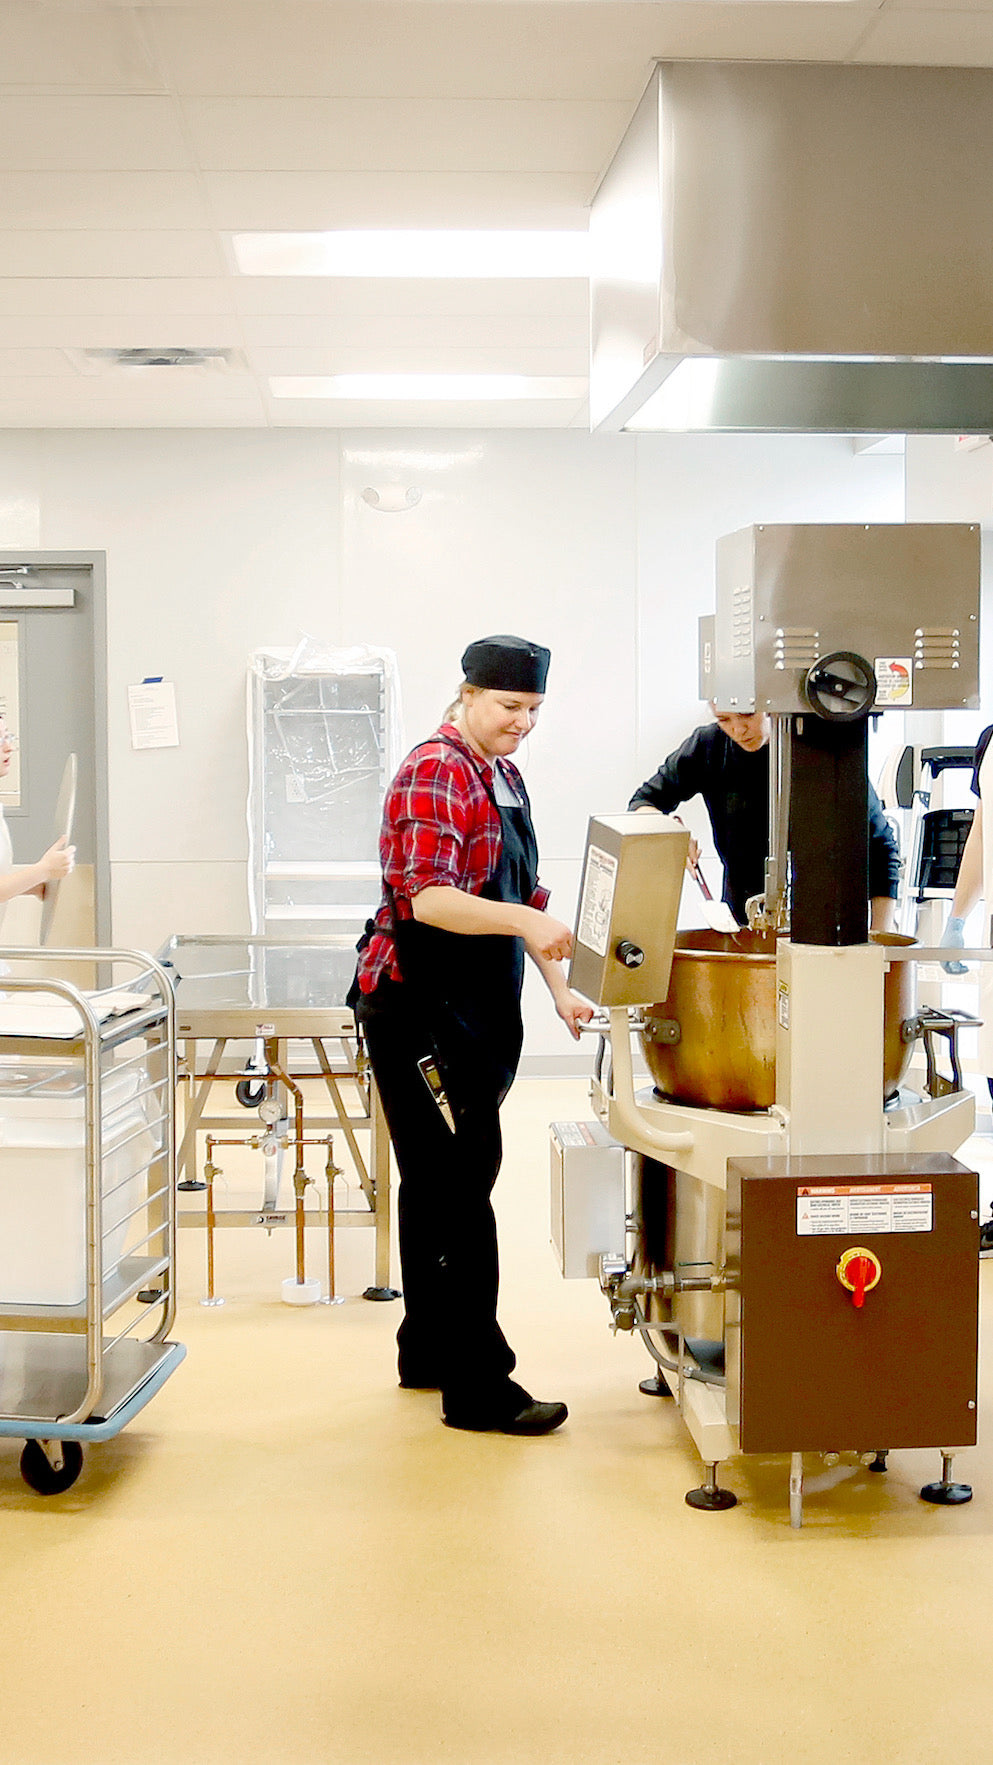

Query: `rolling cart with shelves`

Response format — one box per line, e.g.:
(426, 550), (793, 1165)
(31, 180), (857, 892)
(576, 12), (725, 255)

(0, 948), (185, 1493)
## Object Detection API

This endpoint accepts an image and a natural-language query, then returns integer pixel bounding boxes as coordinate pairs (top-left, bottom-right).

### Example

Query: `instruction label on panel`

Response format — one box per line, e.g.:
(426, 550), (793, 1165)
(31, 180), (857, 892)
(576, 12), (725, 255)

(577, 845), (617, 956)
(796, 1183), (933, 1236)
(874, 658), (913, 707)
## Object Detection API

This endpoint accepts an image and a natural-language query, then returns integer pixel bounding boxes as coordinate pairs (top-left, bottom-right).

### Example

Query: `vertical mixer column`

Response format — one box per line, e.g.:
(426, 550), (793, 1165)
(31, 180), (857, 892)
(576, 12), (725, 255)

(789, 708), (869, 947)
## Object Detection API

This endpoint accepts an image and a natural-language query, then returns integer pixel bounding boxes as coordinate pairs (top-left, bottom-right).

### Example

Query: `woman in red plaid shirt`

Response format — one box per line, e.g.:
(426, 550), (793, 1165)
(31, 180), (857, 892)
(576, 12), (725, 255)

(354, 635), (592, 1434)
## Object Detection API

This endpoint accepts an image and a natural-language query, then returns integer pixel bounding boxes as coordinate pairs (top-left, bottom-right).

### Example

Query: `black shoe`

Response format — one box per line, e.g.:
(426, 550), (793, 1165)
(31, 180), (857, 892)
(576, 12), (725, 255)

(442, 1379), (568, 1436)
(980, 1219), (993, 1258)
(398, 1365), (441, 1390)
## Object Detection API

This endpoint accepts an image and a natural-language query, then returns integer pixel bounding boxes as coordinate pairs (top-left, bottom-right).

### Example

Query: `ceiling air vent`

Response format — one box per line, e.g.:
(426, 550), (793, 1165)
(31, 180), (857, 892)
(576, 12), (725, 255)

(64, 347), (246, 377)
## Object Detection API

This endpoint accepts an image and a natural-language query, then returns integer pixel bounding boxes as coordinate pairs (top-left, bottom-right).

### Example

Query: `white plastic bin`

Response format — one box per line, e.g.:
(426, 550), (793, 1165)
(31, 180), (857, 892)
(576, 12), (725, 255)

(0, 1058), (160, 1306)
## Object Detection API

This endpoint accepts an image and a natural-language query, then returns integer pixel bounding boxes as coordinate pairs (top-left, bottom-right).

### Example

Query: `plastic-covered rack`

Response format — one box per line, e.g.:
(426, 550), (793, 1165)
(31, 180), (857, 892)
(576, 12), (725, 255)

(0, 948), (184, 1494)
(248, 640), (403, 936)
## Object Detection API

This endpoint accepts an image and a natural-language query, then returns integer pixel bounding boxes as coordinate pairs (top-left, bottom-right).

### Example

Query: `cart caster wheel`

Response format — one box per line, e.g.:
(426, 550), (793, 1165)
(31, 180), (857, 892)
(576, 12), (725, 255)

(363, 1286), (401, 1302)
(20, 1439), (83, 1496)
(235, 1077), (266, 1109)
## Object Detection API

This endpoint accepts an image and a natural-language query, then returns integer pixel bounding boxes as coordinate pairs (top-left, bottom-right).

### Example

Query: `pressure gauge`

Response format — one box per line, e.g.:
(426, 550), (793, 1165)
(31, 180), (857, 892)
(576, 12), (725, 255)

(258, 1097), (282, 1126)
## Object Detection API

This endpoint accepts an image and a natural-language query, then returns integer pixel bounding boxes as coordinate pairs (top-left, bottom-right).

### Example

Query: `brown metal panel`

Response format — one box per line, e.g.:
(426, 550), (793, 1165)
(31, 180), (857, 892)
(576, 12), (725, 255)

(726, 1154), (978, 1454)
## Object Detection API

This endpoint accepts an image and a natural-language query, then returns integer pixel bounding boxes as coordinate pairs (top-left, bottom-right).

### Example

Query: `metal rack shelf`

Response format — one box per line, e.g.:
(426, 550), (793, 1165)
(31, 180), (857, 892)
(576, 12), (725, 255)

(0, 949), (185, 1493)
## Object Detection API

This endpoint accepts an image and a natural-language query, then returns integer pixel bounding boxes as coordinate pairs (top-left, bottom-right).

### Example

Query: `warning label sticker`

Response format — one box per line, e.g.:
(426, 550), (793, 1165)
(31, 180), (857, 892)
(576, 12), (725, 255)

(796, 1183), (933, 1236)
(577, 844), (617, 956)
(874, 657), (914, 707)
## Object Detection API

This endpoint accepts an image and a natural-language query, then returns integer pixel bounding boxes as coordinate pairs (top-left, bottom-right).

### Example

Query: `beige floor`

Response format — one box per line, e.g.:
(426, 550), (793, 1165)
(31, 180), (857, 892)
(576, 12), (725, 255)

(2, 1077), (992, 1765)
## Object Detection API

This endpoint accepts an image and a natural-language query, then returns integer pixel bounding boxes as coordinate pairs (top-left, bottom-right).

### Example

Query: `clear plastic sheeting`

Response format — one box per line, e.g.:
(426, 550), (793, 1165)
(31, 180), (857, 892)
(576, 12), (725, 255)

(247, 639), (402, 934)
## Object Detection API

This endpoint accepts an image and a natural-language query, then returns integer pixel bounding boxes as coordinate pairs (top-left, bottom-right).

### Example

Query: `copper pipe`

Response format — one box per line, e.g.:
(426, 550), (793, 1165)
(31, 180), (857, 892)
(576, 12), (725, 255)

(204, 1138), (218, 1301)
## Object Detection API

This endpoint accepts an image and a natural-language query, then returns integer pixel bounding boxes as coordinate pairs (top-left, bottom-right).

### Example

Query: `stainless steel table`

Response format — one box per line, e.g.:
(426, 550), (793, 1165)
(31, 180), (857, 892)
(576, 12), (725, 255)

(162, 934), (393, 1303)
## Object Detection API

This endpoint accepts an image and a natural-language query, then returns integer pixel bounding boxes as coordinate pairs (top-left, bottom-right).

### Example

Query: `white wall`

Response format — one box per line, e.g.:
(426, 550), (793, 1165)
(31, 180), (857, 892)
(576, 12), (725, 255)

(0, 426), (903, 1067)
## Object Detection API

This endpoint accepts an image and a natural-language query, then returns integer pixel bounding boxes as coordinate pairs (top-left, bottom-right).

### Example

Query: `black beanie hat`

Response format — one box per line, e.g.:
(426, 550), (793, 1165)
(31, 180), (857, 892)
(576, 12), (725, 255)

(461, 634), (551, 694)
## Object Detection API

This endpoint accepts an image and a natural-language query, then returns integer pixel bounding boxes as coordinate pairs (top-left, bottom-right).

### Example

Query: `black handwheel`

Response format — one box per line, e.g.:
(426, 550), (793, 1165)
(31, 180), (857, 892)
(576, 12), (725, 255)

(802, 651), (877, 722)
(20, 1438), (83, 1495)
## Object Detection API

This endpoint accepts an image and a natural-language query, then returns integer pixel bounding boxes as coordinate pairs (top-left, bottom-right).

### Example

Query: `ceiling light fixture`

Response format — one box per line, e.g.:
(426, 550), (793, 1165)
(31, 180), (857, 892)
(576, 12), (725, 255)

(233, 231), (589, 279)
(269, 375), (587, 401)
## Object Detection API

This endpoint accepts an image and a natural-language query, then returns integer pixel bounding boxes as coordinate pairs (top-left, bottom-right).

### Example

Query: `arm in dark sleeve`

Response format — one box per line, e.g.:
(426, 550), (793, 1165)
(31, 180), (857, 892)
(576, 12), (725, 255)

(867, 782), (901, 899)
(628, 727), (712, 814)
(972, 725), (993, 798)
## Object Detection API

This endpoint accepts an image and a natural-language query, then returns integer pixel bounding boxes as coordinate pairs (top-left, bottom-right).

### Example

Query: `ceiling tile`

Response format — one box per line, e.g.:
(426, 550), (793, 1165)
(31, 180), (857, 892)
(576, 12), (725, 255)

(230, 276), (590, 317)
(0, 7), (164, 94)
(184, 97), (629, 173)
(0, 315), (247, 348)
(886, 0), (993, 11)
(0, 348), (78, 377)
(239, 311), (587, 348)
(0, 232), (227, 276)
(0, 279), (235, 316)
(205, 170), (591, 229)
(0, 172), (212, 230)
(250, 344), (589, 374)
(0, 98), (193, 170)
(854, 10), (993, 61)
(148, 4), (878, 100)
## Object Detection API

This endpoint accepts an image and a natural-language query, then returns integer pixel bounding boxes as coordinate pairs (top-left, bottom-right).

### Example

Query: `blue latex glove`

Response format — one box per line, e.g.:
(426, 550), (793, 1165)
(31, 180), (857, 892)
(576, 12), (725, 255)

(940, 914), (967, 975)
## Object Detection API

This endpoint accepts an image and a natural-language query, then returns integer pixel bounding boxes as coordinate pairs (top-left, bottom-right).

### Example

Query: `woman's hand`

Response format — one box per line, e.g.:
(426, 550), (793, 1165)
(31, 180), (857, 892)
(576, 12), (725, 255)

(518, 907), (573, 963)
(556, 990), (595, 1041)
(37, 836), (75, 883)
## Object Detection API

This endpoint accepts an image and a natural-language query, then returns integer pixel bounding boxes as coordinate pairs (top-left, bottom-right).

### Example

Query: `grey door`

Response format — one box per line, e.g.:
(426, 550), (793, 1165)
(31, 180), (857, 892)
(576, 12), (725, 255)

(0, 552), (108, 944)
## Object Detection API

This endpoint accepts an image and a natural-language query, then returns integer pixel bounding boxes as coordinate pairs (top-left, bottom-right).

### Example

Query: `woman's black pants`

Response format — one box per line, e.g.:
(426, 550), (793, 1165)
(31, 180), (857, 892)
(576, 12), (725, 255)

(358, 982), (517, 1408)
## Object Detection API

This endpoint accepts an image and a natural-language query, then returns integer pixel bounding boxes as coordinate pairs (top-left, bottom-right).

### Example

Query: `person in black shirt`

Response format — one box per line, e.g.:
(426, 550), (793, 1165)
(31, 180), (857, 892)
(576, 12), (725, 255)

(940, 723), (992, 970)
(628, 705), (900, 930)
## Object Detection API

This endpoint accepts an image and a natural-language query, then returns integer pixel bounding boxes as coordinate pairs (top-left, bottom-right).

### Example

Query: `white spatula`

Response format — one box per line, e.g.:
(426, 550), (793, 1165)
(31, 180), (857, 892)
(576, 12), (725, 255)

(692, 863), (740, 934)
(39, 752), (77, 945)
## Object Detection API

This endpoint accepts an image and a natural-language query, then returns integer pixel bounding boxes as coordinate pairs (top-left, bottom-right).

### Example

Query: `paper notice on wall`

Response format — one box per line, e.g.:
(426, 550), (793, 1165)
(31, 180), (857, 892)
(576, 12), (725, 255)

(796, 1182), (932, 1236)
(576, 844), (617, 956)
(128, 680), (179, 750)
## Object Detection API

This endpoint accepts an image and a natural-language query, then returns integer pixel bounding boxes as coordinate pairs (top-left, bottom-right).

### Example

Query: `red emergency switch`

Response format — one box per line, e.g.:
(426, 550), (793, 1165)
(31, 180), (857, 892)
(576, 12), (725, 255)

(836, 1246), (882, 1309)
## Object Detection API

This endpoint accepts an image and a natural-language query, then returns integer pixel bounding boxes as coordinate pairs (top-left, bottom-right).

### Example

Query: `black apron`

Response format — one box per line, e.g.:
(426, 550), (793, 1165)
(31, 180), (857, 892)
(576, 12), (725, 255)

(387, 752), (538, 1109)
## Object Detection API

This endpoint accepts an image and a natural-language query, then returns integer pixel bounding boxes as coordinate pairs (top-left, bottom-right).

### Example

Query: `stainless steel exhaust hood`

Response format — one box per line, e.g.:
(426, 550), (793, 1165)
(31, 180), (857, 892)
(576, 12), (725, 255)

(590, 63), (993, 434)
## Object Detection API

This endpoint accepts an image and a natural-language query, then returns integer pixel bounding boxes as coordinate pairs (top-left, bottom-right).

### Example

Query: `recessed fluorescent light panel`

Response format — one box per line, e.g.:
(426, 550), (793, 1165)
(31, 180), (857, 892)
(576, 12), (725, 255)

(270, 375), (587, 401)
(233, 231), (589, 278)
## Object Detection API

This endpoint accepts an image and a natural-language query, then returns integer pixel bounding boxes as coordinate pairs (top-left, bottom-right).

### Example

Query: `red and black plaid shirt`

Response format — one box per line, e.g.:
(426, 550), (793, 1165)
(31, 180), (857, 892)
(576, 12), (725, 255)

(357, 723), (549, 993)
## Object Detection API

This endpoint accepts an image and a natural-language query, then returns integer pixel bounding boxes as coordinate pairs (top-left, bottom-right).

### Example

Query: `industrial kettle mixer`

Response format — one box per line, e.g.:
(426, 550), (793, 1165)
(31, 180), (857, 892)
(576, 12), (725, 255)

(566, 523), (984, 1527)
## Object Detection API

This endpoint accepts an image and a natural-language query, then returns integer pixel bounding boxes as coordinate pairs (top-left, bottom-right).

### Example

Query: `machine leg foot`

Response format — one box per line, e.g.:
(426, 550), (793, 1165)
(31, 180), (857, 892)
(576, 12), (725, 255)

(177, 1179), (207, 1192)
(868, 1451), (889, 1474)
(639, 1373), (672, 1397)
(686, 1462), (737, 1511)
(789, 1451), (804, 1529)
(363, 1286), (401, 1302)
(921, 1452), (973, 1505)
